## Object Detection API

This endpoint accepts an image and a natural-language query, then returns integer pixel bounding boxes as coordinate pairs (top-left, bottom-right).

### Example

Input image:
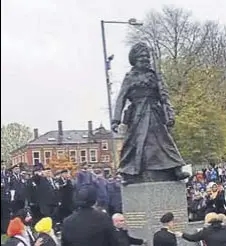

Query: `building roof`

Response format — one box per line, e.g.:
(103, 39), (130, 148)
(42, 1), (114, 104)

(11, 125), (124, 154)
(29, 130), (90, 145)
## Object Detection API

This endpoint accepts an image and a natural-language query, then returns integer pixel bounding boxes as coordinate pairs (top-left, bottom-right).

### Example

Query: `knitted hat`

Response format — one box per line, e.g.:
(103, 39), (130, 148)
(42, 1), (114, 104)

(204, 212), (218, 224)
(7, 218), (25, 237)
(218, 214), (226, 223)
(35, 217), (52, 233)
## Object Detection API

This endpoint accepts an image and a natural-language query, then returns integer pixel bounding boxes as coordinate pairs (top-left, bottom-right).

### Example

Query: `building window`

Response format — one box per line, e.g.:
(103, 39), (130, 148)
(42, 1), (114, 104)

(89, 149), (97, 163)
(32, 151), (41, 165)
(101, 155), (110, 163)
(80, 150), (87, 163)
(44, 151), (52, 165)
(69, 150), (77, 163)
(101, 140), (108, 150)
(57, 150), (65, 159)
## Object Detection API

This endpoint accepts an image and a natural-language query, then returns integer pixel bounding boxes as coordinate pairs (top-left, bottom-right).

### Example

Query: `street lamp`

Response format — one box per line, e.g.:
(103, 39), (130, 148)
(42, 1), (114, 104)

(100, 19), (143, 171)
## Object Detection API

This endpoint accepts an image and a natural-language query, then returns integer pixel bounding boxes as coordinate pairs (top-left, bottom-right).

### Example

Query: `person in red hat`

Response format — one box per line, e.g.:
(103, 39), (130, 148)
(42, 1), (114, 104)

(5, 217), (43, 246)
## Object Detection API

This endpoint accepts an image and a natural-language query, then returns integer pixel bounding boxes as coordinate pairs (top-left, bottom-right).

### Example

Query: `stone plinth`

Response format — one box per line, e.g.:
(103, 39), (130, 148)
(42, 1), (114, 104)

(122, 181), (200, 246)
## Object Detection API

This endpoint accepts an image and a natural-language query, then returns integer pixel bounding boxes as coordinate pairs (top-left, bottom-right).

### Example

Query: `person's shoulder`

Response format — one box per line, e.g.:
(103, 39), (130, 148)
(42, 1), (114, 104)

(63, 211), (78, 224)
(154, 229), (165, 238)
(91, 209), (113, 224)
(154, 228), (175, 238)
(91, 208), (110, 217)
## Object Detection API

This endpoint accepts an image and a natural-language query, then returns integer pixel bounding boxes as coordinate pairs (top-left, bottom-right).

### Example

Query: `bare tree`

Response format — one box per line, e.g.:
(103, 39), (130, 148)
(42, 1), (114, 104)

(127, 6), (226, 74)
(127, 6), (226, 110)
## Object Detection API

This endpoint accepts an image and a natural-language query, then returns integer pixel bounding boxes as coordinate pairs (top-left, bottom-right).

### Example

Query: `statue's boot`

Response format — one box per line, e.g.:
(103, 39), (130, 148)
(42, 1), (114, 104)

(121, 174), (136, 186)
(174, 167), (190, 180)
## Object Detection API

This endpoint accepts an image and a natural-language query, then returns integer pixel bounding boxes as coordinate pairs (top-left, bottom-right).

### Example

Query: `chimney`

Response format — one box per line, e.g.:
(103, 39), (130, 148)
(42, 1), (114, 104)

(34, 128), (39, 139)
(58, 120), (63, 136)
(88, 121), (93, 139)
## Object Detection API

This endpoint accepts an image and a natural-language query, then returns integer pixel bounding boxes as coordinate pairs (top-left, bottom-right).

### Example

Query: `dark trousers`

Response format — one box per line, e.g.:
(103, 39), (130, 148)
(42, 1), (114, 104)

(11, 200), (25, 215)
(40, 204), (59, 225)
(58, 206), (72, 222)
(30, 204), (43, 225)
(1, 200), (11, 234)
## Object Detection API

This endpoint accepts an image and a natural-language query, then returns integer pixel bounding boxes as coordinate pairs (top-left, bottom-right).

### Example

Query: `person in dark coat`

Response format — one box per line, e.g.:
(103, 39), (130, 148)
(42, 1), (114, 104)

(1, 162), (11, 234)
(56, 170), (74, 222)
(153, 212), (178, 246)
(61, 185), (118, 246)
(108, 176), (122, 216)
(75, 164), (95, 191)
(37, 168), (59, 224)
(211, 183), (226, 214)
(95, 170), (109, 212)
(26, 165), (43, 225)
(112, 213), (146, 246)
(205, 183), (226, 214)
(9, 164), (27, 215)
(176, 215), (226, 246)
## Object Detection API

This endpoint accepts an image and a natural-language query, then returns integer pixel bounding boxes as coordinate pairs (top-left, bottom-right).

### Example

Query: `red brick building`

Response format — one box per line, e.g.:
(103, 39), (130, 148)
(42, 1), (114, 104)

(11, 121), (123, 174)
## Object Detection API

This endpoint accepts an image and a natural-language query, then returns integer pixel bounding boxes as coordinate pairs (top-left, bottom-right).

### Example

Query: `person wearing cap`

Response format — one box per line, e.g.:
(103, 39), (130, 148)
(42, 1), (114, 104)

(9, 164), (27, 215)
(112, 213), (147, 246)
(107, 176), (122, 216)
(37, 168), (59, 226)
(1, 161), (11, 234)
(153, 212), (178, 246)
(75, 163), (96, 191)
(176, 213), (226, 246)
(57, 170), (74, 222)
(61, 185), (119, 246)
(26, 165), (44, 225)
(94, 169), (109, 212)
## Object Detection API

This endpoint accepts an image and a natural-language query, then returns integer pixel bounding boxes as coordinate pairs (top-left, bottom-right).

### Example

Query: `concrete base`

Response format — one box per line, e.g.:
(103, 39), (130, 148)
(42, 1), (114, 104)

(122, 181), (202, 246)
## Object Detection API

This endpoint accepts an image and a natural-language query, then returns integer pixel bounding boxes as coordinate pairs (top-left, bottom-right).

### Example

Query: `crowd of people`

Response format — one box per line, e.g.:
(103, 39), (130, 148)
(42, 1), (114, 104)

(2, 185), (226, 246)
(1, 161), (122, 236)
(186, 164), (226, 222)
(2, 161), (226, 246)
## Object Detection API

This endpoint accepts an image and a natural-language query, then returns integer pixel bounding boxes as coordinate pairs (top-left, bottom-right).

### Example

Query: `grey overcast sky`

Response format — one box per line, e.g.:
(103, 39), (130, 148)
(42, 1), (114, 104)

(1, 0), (226, 134)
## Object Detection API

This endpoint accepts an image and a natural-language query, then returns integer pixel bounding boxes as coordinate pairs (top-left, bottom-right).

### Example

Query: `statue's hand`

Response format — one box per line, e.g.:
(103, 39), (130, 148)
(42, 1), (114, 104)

(166, 118), (175, 128)
(111, 120), (120, 133)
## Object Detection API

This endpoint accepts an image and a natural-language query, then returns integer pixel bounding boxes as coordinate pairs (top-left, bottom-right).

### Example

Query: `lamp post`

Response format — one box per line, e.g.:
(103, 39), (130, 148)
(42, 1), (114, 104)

(100, 19), (143, 171)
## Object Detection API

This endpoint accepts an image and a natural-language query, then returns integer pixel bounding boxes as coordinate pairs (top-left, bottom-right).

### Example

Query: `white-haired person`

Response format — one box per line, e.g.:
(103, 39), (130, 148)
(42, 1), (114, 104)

(176, 213), (226, 246)
(112, 213), (147, 246)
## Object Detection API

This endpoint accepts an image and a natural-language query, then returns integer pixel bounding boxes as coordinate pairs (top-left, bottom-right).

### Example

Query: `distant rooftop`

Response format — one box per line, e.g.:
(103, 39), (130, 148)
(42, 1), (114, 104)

(11, 121), (124, 153)
(29, 130), (90, 145)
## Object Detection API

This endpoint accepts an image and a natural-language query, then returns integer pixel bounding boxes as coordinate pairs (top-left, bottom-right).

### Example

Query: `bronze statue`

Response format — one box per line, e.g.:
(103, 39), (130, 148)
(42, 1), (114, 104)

(112, 42), (190, 185)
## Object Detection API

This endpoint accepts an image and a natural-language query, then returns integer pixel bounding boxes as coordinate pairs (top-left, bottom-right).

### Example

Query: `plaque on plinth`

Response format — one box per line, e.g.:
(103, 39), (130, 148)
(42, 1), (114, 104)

(122, 181), (199, 246)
